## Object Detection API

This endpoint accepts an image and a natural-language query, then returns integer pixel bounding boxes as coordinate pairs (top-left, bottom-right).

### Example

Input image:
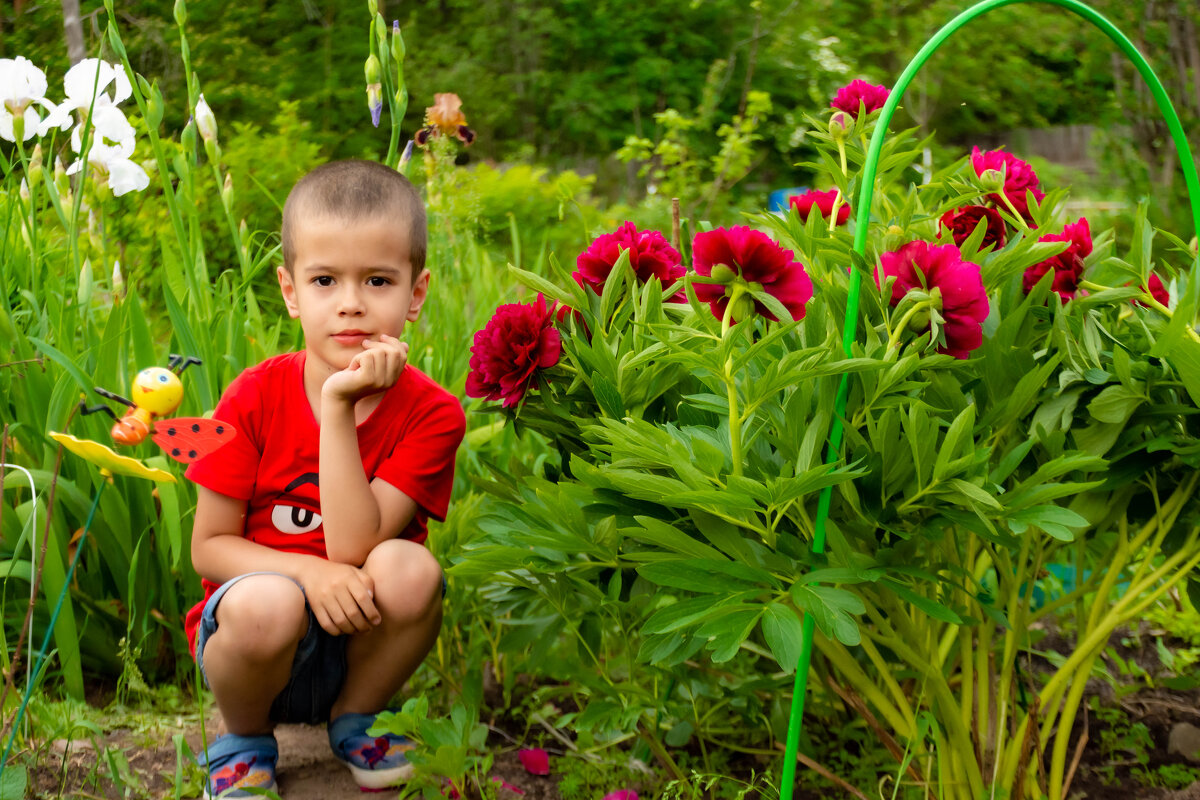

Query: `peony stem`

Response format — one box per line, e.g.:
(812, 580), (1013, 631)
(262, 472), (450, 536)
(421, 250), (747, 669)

(1080, 279), (1200, 343)
(995, 190), (1031, 235)
(885, 300), (928, 353)
(722, 286), (744, 478)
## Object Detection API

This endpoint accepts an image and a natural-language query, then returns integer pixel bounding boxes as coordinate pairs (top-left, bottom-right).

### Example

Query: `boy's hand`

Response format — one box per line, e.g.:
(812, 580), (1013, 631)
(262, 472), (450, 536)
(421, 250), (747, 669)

(322, 334), (409, 405)
(299, 559), (382, 635)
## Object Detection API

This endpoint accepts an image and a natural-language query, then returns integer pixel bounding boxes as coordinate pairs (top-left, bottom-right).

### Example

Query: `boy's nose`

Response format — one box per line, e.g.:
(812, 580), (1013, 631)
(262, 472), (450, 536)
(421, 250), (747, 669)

(337, 288), (366, 314)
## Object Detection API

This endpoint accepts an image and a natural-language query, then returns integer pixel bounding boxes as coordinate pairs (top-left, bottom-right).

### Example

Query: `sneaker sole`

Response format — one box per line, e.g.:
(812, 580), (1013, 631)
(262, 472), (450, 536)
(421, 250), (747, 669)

(338, 759), (415, 789)
(204, 779), (278, 800)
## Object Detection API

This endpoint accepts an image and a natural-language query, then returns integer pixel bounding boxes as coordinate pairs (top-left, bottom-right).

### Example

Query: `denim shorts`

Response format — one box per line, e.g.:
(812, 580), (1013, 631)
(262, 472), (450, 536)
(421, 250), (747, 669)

(195, 571), (348, 725)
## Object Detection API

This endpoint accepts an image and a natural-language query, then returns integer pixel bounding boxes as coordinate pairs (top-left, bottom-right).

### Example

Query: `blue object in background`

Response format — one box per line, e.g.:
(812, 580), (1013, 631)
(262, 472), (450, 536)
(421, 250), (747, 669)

(768, 186), (808, 213)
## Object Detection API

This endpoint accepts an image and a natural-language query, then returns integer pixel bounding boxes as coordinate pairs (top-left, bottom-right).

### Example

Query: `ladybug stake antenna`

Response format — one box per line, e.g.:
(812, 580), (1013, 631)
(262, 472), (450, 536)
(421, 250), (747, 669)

(168, 354), (202, 375)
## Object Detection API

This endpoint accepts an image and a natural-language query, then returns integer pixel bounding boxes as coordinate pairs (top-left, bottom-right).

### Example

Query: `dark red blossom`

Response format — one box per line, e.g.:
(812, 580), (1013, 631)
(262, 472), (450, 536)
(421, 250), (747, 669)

(877, 241), (989, 359)
(1022, 218), (1092, 302)
(789, 189), (850, 226)
(830, 80), (890, 118)
(574, 222), (685, 301)
(939, 205), (1007, 250)
(970, 147), (1045, 220)
(465, 295), (561, 408)
(692, 226), (813, 324)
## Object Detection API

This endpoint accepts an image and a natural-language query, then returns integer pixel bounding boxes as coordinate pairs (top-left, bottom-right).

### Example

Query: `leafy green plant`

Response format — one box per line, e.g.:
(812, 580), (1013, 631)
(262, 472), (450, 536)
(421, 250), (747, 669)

(370, 697), (493, 799)
(461, 75), (1200, 799)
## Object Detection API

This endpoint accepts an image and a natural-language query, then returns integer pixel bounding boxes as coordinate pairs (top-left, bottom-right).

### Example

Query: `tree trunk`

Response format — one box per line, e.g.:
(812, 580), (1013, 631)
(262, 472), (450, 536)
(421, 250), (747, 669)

(61, 0), (85, 66)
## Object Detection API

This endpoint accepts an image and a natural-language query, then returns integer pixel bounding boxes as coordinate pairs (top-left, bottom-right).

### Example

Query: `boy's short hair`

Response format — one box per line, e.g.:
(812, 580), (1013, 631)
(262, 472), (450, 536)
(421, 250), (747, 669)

(281, 159), (427, 280)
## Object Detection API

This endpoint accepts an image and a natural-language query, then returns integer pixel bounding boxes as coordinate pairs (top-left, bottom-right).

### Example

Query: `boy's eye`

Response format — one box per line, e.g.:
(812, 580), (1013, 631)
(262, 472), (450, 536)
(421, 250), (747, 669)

(367, 276), (391, 287)
(313, 276), (334, 287)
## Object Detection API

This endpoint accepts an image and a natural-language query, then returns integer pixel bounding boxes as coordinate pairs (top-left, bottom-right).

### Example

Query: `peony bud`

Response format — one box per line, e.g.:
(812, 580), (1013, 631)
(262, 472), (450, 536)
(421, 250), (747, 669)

(729, 291), (756, 323)
(195, 94), (217, 144)
(977, 169), (1005, 193)
(709, 264), (738, 285)
(78, 259), (94, 307)
(828, 110), (852, 140)
(112, 260), (124, 299)
(882, 225), (907, 252)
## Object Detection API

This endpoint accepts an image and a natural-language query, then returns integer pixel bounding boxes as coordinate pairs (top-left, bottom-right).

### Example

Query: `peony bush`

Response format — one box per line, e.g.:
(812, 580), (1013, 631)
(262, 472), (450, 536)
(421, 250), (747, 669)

(456, 80), (1200, 798)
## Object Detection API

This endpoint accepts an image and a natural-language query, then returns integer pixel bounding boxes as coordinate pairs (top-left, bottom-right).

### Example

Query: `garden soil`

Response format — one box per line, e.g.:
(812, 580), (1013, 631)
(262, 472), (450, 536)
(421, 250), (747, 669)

(33, 712), (561, 800)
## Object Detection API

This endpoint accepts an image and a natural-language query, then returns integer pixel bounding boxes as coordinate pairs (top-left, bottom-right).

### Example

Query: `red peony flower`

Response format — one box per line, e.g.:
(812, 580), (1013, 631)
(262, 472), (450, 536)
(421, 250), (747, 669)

(830, 80), (890, 118)
(789, 189), (850, 226)
(877, 241), (989, 359)
(518, 748), (550, 776)
(970, 147), (1045, 220)
(466, 295), (561, 408)
(939, 205), (1007, 250)
(1022, 218), (1092, 302)
(574, 222), (685, 301)
(692, 226), (813, 324)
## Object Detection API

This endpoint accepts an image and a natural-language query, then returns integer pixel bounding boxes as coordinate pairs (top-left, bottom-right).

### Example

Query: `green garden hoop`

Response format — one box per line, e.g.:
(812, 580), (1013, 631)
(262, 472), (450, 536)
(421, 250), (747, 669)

(781, 1), (1200, 796)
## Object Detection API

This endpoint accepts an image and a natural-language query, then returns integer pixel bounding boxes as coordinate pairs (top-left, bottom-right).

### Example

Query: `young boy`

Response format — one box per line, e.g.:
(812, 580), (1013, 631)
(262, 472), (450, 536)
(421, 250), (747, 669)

(184, 159), (466, 798)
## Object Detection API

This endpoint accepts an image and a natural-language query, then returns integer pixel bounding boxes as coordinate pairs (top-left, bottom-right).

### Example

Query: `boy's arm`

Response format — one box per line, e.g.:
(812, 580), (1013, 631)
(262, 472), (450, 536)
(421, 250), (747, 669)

(319, 334), (418, 565)
(191, 486), (381, 634)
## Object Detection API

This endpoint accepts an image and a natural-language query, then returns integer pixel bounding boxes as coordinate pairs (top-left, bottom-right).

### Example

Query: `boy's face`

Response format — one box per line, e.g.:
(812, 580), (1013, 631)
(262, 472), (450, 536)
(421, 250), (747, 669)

(277, 214), (429, 375)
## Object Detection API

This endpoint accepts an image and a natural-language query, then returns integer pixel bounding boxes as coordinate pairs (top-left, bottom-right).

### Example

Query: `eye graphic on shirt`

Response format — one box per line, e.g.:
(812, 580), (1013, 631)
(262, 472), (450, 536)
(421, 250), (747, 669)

(270, 503), (323, 534)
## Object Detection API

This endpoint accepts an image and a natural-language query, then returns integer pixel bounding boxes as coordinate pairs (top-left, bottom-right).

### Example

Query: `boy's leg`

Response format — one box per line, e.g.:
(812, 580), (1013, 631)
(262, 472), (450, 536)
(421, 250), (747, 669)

(330, 539), (443, 717)
(201, 573), (310, 735)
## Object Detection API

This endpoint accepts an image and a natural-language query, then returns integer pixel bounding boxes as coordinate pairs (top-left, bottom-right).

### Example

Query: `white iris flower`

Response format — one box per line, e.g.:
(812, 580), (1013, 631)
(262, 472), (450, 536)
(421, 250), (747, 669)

(0, 56), (61, 142)
(40, 59), (132, 133)
(66, 105), (149, 196)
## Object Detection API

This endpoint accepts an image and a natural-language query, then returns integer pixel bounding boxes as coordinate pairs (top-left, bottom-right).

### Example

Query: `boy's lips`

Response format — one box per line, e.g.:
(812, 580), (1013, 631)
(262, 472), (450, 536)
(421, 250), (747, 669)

(332, 330), (371, 345)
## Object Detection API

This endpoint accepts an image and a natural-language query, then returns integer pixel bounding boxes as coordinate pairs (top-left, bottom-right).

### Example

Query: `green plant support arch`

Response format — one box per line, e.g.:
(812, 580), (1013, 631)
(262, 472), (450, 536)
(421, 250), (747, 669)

(781, 0), (1200, 796)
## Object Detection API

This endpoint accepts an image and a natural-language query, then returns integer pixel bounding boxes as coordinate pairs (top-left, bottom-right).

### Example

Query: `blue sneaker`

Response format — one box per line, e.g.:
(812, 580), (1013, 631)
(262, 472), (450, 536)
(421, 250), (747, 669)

(328, 712), (415, 789)
(196, 733), (278, 799)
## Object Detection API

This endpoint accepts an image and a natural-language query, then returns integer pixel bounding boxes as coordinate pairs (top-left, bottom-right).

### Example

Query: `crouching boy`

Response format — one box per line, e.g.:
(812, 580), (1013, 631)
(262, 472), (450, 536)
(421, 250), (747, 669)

(185, 159), (466, 797)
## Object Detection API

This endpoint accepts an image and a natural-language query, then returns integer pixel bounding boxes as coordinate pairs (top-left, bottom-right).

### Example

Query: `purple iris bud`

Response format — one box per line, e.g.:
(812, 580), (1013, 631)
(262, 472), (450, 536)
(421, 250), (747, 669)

(371, 101), (382, 128)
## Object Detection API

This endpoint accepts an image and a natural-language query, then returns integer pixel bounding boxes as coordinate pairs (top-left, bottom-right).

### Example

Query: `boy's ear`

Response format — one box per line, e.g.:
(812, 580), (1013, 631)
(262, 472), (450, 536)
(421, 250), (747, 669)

(406, 268), (431, 323)
(277, 265), (301, 319)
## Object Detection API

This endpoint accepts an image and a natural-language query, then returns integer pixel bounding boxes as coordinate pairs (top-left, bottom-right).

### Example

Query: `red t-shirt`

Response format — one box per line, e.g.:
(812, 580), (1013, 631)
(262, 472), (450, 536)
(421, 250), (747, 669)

(182, 351), (466, 651)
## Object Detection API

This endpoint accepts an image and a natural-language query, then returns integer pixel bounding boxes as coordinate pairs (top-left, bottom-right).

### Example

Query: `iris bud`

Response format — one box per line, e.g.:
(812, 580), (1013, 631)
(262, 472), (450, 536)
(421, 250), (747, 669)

(112, 260), (124, 300)
(195, 94), (217, 144)
(78, 259), (94, 307)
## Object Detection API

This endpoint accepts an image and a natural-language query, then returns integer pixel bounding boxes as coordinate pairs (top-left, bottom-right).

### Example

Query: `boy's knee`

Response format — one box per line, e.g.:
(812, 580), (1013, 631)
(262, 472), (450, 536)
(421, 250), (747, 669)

(363, 540), (442, 616)
(212, 574), (307, 658)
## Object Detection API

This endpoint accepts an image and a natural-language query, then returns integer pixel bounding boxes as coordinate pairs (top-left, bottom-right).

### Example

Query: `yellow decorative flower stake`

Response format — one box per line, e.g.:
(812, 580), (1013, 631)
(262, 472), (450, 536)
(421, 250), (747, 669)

(47, 432), (175, 483)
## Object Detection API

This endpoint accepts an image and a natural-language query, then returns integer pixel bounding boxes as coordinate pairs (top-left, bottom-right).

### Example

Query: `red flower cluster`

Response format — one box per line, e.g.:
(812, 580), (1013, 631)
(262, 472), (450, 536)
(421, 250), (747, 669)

(789, 189), (850, 226)
(939, 206), (1006, 250)
(970, 147), (1045, 220)
(464, 294), (561, 408)
(467, 225), (816, 407)
(573, 222), (685, 301)
(693, 226), (813, 324)
(831, 80), (890, 118)
(877, 241), (989, 359)
(1022, 218), (1092, 301)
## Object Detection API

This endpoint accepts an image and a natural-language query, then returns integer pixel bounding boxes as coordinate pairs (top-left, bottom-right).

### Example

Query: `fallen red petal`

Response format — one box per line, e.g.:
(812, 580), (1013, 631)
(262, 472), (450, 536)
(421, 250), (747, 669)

(518, 748), (550, 775)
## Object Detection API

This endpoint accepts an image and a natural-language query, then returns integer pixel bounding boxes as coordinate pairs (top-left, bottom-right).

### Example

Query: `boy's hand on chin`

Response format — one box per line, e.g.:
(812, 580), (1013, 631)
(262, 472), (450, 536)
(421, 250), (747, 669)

(322, 334), (409, 404)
